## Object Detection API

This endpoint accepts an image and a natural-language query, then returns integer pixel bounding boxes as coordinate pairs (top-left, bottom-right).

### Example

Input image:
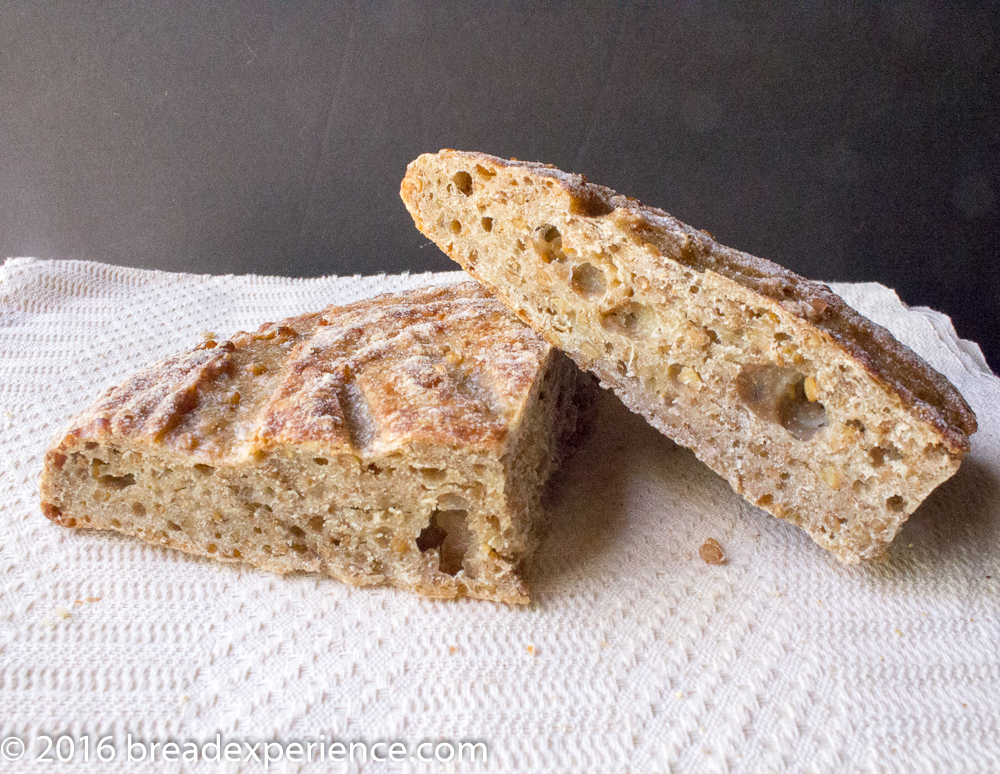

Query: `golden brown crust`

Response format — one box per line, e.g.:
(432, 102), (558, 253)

(404, 150), (976, 454)
(56, 282), (551, 462)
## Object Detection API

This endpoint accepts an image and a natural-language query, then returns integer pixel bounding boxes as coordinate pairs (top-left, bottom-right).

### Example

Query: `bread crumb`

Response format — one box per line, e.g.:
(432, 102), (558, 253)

(55, 606), (71, 620)
(449, 646), (458, 654)
(699, 538), (725, 565)
(526, 645), (536, 656)
(200, 331), (217, 340)
(675, 691), (684, 699)
(894, 628), (903, 636)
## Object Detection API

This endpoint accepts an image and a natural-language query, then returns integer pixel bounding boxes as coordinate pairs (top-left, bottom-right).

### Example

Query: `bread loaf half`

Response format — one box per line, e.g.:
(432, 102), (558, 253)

(39, 283), (588, 603)
(401, 150), (977, 562)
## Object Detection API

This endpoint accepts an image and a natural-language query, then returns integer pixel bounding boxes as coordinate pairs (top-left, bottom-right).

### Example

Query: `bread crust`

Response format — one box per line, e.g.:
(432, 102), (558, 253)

(53, 282), (548, 458)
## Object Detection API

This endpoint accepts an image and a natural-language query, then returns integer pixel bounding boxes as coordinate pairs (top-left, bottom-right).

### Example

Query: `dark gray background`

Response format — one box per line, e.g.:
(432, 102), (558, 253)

(2, 2), (997, 369)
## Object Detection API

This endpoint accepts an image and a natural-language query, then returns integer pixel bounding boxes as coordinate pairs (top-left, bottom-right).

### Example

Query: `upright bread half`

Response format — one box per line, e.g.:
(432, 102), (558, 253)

(401, 150), (977, 562)
(39, 283), (588, 603)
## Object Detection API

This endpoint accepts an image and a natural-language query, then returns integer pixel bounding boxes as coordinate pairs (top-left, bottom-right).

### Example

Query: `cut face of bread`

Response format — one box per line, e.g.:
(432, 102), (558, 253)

(39, 283), (588, 604)
(401, 150), (978, 563)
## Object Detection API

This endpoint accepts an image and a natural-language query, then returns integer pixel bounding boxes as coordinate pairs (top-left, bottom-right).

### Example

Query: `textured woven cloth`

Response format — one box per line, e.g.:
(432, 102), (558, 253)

(1, 257), (997, 774)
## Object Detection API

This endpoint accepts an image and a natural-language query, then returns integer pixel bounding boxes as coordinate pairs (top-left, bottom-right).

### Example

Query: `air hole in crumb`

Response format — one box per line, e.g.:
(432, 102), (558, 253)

(453, 170), (473, 195)
(450, 220), (462, 234)
(313, 457), (328, 466)
(66, 517), (77, 527)
(689, 285), (699, 294)
(417, 510), (471, 576)
(871, 444), (903, 468)
(308, 515), (324, 533)
(569, 189), (614, 217)
(214, 532), (222, 539)
(774, 332), (792, 342)
(757, 494), (773, 507)
(601, 303), (653, 337)
(168, 521), (182, 531)
(262, 544), (272, 554)
(85, 442), (98, 450)
(416, 518), (446, 552)
(481, 217), (493, 232)
(231, 549), (241, 559)
(736, 364), (828, 441)
(207, 543), (217, 554)
(132, 502), (146, 517)
(487, 515), (501, 533)
(570, 262), (606, 298)
(194, 464), (214, 476)
(98, 473), (136, 490)
(533, 225), (567, 263)
(289, 525), (306, 539)
(110, 518), (121, 528)
(474, 164), (495, 180)
(290, 543), (308, 554)
(886, 495), (906, 512)
(52, 453), (67, 469)
(616, 360), (628, 375)
(253, 526), (262, 534)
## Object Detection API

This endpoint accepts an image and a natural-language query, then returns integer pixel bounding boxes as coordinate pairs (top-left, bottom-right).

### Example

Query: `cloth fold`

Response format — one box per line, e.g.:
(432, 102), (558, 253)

(1, 257), (997, 773)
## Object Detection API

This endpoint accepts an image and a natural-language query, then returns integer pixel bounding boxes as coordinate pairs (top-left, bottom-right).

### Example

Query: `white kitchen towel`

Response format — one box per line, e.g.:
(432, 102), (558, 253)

(1, 257), (997, 774)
